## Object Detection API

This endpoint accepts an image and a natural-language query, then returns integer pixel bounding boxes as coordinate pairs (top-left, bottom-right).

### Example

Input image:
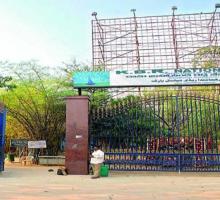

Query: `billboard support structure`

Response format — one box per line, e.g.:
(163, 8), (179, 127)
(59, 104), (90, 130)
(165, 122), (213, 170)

(92, 8), (220, 71)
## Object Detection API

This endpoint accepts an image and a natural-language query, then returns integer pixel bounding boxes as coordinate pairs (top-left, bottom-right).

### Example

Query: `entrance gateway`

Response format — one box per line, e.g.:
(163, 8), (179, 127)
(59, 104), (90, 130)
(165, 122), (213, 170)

(66, 68), (220, 174)
(65, 7), (220, 174)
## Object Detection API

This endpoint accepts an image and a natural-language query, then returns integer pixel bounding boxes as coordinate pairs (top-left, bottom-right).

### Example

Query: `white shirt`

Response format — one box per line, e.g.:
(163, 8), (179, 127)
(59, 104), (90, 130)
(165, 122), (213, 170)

(90, 150), (104, 164)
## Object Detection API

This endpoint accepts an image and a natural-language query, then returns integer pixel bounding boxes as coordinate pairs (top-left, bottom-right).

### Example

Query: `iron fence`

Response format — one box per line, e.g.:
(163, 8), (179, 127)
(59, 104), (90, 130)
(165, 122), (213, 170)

(90, 93), (220, 171)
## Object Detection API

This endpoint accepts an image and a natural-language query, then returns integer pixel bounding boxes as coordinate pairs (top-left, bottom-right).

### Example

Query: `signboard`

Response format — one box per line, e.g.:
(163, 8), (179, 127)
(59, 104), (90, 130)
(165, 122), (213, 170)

(28, 140), (47, 149)
(10, 139), (28, 147)
(73, 68), (220, 88)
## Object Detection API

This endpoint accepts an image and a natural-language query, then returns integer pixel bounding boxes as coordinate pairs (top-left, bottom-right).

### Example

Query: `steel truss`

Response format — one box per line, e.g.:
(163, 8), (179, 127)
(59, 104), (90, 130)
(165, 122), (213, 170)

(92, 10), (220, 70)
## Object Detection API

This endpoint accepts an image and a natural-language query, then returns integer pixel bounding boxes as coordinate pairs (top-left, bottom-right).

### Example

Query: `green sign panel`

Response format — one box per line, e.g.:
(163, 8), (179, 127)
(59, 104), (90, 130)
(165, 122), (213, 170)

(73, 72), (110, 87)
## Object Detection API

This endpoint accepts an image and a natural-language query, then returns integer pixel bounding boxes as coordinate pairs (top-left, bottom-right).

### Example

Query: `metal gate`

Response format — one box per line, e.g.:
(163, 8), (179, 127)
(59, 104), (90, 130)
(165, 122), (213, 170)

(89, 93), (220, 172)
(0, 108), (6, 172)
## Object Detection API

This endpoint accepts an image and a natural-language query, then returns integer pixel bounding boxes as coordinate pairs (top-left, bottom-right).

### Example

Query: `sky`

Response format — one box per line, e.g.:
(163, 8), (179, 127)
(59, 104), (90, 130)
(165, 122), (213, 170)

(0, 0), (218, 67)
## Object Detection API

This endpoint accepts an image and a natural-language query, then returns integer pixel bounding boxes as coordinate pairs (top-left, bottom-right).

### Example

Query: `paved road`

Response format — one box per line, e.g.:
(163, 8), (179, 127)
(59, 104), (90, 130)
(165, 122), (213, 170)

(1, 164), (220, 200)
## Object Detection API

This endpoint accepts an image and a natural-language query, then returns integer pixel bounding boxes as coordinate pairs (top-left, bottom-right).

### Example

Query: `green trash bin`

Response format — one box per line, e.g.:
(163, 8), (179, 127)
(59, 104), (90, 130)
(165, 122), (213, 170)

(8, 154), (14, 162)
(100, 165), (109, 177)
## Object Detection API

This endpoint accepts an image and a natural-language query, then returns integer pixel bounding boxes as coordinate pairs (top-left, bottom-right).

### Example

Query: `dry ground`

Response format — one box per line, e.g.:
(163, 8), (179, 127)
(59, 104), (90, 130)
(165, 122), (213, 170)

(1, 163), (220, 200)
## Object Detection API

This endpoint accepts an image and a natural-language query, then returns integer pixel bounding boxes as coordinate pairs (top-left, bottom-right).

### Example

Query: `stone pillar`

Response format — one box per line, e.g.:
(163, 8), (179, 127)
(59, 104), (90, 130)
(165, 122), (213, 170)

(65, 96), (89, 175)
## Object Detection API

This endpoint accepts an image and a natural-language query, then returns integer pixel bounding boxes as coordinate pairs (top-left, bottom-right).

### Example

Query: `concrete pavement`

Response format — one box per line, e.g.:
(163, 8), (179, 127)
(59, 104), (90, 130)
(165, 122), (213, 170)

(1, 163), (220, 200)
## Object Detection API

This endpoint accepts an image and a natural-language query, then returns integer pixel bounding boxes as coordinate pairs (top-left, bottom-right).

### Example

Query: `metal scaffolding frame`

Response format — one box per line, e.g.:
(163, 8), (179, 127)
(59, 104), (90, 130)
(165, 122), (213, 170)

(92, 8), (220, 71)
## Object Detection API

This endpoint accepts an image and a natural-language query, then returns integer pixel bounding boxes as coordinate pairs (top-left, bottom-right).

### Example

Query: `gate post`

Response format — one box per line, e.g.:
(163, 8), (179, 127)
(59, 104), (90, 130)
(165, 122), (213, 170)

(65, 96), (89, 175)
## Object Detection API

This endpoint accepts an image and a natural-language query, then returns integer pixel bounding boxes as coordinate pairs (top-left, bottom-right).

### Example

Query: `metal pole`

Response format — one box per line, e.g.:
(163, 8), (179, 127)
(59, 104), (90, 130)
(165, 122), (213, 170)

(78, 88), (82, 96)
(131, 9), (141, 70)
(171, 6), (179, 69)
(131, 9), (142, 96)
(92, 12), (106, 70)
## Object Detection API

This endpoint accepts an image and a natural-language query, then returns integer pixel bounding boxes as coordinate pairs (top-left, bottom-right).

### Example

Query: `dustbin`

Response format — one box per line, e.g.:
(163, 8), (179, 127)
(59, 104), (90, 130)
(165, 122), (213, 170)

(8, 153), (14, 162)
(100, 165), (109, 177)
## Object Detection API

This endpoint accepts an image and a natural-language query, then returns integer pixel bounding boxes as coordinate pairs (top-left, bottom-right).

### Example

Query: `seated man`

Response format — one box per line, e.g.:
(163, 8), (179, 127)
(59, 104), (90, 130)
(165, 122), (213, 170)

(90, 145), (104, 179)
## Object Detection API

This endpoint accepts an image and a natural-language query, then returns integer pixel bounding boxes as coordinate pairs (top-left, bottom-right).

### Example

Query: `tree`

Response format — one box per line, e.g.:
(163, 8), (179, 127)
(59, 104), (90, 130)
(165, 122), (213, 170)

(0, 60), (112, 154)
(192, 46), (220, 68)
(1, 61), (69, 155)
(0, 76), (13, 90)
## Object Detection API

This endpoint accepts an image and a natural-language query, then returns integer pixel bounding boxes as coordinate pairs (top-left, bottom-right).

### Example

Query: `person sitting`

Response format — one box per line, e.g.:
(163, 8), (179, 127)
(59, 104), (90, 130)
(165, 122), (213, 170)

(90, 145), (104, 179)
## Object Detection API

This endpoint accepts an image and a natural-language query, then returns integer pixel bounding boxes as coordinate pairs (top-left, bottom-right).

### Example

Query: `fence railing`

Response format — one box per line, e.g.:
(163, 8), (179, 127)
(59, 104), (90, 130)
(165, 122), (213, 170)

(104, 152), (220, 172)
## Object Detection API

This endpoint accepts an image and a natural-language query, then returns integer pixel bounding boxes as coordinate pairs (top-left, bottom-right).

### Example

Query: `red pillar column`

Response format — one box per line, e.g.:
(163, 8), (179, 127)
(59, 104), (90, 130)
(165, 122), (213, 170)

(65, 96), (89, 175)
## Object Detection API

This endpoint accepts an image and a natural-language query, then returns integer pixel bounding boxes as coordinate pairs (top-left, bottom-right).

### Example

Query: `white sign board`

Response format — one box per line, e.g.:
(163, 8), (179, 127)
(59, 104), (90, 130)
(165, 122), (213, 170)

(73, 68), (220, 88)
(110, 68), (220, 87)
(28, 140), (47, 148)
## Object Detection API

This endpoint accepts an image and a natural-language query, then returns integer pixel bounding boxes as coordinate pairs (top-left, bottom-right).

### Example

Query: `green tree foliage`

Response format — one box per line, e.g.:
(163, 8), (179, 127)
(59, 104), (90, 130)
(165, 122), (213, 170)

(0, 60), (111, 154)
(192, 46), (220, 68)
(4, 115), (29, 152)
(192, 46), (220, 92)
(1, 62), (68, 155)
(90, 95), (161, 149)
(0, 76), (14, 90)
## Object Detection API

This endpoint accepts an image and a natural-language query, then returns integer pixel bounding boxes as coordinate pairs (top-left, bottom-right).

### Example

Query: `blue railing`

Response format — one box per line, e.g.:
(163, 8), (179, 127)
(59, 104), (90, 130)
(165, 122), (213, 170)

(104, 152), (220, 172)
(0, 109), (6, 172)
(180, 154), (220, 172)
